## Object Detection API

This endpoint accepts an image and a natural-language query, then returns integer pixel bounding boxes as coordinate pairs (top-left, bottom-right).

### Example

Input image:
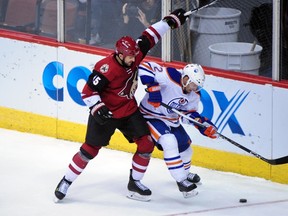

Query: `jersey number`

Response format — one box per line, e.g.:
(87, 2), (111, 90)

(93, 75), (101, 86)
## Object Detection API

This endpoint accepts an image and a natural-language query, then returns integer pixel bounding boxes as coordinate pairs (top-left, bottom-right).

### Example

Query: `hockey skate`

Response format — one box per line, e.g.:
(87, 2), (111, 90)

(54, 177), (72, 203)
(177, 179), (198, 198)
(187, 173), (201, 185)
(127, 169), (152, 202)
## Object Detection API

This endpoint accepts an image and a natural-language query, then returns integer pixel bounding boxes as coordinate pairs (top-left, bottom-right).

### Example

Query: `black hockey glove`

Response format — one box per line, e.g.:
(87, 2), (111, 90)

(163, 8), (188, 29)
(90, 101), (113, 125)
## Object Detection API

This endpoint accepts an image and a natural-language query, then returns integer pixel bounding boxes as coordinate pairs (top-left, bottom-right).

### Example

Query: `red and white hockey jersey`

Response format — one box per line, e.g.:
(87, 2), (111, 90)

(81, 21), (170, 119)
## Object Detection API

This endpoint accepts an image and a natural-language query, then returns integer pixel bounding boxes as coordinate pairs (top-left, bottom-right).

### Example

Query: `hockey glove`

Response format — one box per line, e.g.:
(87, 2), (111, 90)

(90, 101), (113, 125)
(189, 112), (219, 139)
(163, 8), (188, 29)
(146, 82), (162, 108)
(200, 122), (219, 139)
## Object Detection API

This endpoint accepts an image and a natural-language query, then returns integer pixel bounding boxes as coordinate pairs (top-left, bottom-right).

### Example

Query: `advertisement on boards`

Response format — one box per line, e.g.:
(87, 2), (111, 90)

(1, 37), (288, 160)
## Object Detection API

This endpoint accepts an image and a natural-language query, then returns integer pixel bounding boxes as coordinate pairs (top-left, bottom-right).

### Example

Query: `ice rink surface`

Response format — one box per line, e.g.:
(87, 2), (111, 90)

(1, 128), (288, 216)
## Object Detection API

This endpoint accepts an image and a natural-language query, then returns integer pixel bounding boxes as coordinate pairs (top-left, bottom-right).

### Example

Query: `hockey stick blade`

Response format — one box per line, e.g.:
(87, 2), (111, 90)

(161, 102), (288, 165)
(184, 0), (218, 16)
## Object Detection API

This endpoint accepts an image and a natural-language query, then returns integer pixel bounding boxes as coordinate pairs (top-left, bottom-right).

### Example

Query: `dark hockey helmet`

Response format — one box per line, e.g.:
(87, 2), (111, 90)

(115, 36), (140, 58)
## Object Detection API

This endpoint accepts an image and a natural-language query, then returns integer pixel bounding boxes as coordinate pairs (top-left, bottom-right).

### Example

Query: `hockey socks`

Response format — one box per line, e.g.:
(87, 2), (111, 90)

(54, 151), (90, 202)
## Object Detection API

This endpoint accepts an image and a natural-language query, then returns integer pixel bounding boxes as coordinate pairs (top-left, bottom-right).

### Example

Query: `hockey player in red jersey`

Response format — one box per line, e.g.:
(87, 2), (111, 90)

(54, 9), (189, 202)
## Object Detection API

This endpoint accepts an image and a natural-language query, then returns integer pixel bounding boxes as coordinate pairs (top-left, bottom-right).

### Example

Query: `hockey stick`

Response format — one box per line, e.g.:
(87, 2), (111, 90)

(184, 0), (218, 16)
(161, 102), (288, 165)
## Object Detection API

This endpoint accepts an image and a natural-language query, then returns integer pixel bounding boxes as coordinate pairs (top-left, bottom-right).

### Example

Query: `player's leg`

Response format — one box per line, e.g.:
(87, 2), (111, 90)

(180, 147), (201, 184)
(173, 125), (201, 184)
(119, 110), (154, 201)
(54, 115), (116, 202)
(54, 143), (101, 202)
(148, 120), (198, 198)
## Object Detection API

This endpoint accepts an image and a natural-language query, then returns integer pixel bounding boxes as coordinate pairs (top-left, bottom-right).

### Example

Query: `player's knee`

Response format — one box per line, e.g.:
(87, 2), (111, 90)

(80, 143), (101, 160)
(135, 135), (154, 153)
(158, 134), (178, 151)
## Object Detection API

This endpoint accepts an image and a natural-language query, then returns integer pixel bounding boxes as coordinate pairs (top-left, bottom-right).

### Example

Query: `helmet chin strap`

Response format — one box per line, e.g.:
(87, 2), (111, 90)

(181, 77), (189, 94)
(181, 76), (189, 88)
(181, 76), (201, 94)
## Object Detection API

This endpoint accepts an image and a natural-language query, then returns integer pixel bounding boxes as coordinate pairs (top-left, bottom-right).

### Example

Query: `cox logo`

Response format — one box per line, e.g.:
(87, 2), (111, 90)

(42, 61), (91, 106)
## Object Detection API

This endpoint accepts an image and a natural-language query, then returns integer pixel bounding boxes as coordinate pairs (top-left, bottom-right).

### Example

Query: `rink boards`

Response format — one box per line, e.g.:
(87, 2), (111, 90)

(0, 31), (287, 184)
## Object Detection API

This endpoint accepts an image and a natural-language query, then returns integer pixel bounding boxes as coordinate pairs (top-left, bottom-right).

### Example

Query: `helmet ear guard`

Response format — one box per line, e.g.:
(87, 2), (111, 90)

(115, 36), (140, 58)
(182, 64), (205, 91)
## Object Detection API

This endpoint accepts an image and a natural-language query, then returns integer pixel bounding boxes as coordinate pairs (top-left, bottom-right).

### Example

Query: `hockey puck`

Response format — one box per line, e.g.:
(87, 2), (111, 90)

(239, 198), (247, 203)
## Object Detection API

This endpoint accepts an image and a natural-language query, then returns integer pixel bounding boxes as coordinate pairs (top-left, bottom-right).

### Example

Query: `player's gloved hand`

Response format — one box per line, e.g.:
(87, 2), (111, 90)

(90, 101), (113, 125)
(163, 8), (188, 29)
(187, 112), (219, 139)
(146, 82), (162, 108)
(200, 122), (219, 139)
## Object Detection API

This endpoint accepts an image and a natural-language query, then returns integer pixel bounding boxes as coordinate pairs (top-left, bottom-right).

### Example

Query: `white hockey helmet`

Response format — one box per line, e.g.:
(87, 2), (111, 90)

(182, 64), (205, 92)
